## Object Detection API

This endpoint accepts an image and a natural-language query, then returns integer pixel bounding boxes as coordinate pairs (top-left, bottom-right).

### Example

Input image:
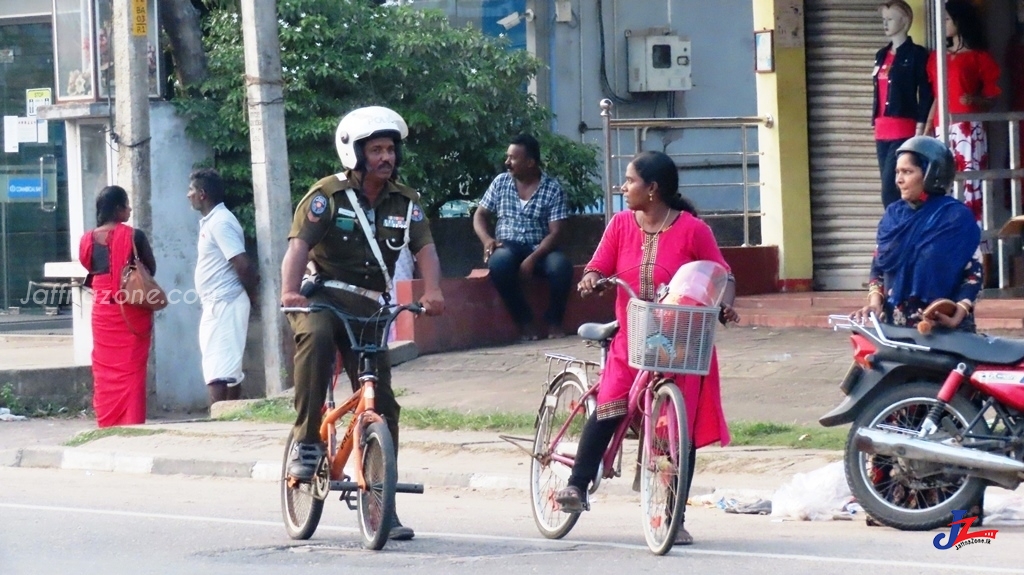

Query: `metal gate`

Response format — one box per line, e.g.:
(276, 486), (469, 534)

(806, 0), (888, 290)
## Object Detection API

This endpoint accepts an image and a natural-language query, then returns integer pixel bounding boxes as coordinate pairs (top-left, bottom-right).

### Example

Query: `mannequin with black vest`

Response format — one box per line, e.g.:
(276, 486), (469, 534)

(873, 0), (933, 208)
(280, 106), (445, 541)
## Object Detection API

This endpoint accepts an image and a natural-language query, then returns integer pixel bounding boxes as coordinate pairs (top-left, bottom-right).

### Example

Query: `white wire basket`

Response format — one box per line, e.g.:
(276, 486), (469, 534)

(626, 298), (719, 376)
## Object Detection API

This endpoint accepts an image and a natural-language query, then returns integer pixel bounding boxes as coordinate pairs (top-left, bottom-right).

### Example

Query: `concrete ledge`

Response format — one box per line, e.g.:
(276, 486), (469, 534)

(0, 366), (93, 409)
(251, 460), (281, 481)
(151, 458), (253, 478)
(0, 448), (22, 467)
(389, 340), (418, 366)
(18, 447), (64, 469)
(3, 445), (721, 496)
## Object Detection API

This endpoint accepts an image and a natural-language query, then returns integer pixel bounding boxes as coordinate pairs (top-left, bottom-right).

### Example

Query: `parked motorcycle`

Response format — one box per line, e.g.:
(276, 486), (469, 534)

(820, 314), (1024, 530)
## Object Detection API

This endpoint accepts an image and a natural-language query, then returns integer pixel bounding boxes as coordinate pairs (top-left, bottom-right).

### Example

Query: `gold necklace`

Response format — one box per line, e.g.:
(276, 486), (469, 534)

(640, 208), (672, 234)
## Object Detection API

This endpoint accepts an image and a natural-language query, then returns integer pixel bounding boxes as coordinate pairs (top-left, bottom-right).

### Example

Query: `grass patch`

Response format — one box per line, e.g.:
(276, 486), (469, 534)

(728, 421), (848, 450)
(213, 398), (847, 448)
(215, 399), (536, 433)
(217, 397), (295, 424)
(65, 427), (167, 447)
(401, 407), (535, 433)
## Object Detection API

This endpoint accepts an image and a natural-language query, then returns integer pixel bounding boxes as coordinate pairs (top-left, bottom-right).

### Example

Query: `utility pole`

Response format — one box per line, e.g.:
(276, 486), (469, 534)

(112, 0), (152, 233)
(241, 0), (294, 396)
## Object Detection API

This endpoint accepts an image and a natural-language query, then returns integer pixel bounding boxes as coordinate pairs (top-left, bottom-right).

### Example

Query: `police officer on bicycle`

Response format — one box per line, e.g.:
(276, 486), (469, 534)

(280, 106), (445, 541)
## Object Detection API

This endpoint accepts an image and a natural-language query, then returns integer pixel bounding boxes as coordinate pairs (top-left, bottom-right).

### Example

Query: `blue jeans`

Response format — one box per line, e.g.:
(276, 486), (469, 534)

(487, 241), (573, 327)
(877, 138), (911, 208)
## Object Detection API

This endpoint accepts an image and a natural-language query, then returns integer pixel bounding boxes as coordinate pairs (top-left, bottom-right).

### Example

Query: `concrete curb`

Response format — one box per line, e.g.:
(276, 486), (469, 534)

(1, 446), (716, 497)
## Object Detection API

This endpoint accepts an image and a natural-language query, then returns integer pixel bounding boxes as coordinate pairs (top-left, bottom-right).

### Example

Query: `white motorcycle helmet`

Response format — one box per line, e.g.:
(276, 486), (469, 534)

(335, 106), (409, 171)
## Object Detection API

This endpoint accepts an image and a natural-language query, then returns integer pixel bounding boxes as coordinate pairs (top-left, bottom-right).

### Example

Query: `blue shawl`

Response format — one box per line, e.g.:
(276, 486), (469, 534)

(875, 194), (979, 307)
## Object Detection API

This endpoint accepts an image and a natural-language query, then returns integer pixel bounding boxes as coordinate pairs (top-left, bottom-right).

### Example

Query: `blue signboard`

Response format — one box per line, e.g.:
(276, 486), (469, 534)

(8, 177), (46, 199)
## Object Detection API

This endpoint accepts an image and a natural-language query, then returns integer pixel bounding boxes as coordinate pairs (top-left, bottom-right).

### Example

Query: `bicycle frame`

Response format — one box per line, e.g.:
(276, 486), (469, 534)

(282, 301), (423, 493)
(543, 275), (684, 480)
(544, 367), (671, 481)
(320, 380), (385, 490)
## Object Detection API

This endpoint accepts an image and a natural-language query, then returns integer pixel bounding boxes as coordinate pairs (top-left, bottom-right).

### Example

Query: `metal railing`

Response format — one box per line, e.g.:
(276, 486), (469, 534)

(948, 111), (1024, 292)
(599, 99), (773, 246)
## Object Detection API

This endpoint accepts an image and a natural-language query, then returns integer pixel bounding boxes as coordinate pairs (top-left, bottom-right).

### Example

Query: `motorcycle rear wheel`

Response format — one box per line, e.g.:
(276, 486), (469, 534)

(845, 381), (986, 531)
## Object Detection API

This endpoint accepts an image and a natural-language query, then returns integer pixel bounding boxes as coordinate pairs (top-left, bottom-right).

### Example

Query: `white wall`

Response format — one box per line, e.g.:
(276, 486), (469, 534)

(147, 101), (211, 410)
(545, 0), (758, 212)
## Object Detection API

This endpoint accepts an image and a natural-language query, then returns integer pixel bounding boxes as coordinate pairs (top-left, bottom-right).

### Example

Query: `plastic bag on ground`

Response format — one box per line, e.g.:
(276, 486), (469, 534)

(983, 489), (1024, 525)
(0, 407), (27, 422)
(769, 461), (854, 521)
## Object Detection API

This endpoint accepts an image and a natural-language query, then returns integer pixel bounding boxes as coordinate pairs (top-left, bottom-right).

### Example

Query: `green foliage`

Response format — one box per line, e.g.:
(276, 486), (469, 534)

(728, 421), (848, 450)
(0, 383), (24, 415)
(64, 427), (166, 447)
(174, 0), (601, 236)
(217, 397), (296, 423)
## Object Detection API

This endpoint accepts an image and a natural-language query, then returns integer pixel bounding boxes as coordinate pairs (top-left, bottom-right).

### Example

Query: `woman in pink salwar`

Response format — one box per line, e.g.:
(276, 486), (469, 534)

(555, 150), (738, 546)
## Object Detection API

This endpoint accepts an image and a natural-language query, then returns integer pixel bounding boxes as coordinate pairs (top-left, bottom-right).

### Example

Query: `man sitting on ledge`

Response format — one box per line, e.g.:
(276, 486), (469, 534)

(473, 133), (573, 341)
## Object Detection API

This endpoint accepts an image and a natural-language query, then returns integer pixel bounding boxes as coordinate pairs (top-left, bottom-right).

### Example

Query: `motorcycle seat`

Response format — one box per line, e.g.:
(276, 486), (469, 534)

(879, 324), (1024, 365)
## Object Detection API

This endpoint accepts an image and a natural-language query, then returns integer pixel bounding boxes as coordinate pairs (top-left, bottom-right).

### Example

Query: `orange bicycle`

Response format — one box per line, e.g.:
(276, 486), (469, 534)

(280, 301), (424, 549)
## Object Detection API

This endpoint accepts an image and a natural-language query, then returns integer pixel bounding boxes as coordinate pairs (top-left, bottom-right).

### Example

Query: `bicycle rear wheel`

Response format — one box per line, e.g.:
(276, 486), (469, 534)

(640, 381), (688, 555)
(357, 421), (397, 550)
(281, 430), (326, 540)
(530, 373), (594, 539)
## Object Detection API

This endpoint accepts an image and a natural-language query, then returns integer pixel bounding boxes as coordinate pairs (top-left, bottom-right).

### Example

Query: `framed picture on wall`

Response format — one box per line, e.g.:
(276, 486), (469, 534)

(755, 30), (774, 73)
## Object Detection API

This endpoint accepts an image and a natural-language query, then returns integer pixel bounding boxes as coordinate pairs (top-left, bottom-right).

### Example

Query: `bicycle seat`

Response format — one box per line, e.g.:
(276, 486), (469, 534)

(578, 321), (619, 343)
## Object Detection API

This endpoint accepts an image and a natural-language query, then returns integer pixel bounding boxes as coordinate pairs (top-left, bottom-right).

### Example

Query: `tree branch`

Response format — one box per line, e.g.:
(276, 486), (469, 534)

(161, 0), (208, 88)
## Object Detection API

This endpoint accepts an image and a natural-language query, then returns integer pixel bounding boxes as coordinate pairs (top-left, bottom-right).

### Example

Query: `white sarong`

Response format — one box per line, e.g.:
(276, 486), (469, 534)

(199, 291), (250, 385)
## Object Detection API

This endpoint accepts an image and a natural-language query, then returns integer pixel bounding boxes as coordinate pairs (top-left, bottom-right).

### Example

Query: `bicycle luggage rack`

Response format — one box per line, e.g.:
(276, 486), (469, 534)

(500, 353), (600, 457)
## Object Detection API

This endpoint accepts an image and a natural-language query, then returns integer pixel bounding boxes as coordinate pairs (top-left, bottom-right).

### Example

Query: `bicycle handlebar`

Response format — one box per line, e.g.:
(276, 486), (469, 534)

(282, 302), (425, 352)
(590, 277), (638, 300)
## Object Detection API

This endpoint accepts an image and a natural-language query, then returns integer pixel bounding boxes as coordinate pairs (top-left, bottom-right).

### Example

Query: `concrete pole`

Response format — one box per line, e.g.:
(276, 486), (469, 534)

(241, 0), (293, 396)
(112, 0), (152, 233)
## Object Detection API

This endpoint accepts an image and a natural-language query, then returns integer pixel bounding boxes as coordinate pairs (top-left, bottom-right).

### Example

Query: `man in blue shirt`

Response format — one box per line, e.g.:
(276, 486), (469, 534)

(473, 134), (573, 340)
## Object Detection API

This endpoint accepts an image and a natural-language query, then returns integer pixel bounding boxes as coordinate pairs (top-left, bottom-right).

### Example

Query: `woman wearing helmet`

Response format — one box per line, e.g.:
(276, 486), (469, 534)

(852, 136), (982, 330)
(557, 150), (739, 546)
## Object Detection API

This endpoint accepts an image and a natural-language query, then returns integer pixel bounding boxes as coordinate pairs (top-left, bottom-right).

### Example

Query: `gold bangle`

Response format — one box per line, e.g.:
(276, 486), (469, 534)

(867, 287), (882, 303)
(957, 301), (972, 314)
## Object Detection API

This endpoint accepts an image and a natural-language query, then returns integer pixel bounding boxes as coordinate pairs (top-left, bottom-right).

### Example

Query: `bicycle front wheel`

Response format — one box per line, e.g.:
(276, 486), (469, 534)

(640, 381), (688, 555)
(357, 421), (397, 550)
(281, 430), (325, 540)
(530, 372), (594, 539)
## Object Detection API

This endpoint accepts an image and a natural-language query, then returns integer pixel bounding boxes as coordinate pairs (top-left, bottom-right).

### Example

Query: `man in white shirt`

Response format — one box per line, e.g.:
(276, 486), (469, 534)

(188, 168), (258, 406)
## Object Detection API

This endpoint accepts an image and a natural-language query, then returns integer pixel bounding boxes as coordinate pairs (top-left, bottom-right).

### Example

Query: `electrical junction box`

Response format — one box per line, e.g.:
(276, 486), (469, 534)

(625, 28), (692, 92)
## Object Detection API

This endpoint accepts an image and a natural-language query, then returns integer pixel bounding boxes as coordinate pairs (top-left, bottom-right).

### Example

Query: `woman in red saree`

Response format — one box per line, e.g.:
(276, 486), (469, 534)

(555, 151), (739, 546)
(78, 186), (157, 427)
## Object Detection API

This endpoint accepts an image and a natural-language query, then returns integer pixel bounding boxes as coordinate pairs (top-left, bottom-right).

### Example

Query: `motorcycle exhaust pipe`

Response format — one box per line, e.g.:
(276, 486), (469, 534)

(854, 428), (1024, 475)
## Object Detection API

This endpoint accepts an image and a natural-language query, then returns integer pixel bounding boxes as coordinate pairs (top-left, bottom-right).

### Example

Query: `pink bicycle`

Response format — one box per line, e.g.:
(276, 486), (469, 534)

(528, 276), (720, 555)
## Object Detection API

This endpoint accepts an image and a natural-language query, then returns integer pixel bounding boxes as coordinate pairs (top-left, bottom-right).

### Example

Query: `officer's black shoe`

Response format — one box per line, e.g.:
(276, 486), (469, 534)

(389, 515), (415, 541)
(287, 442), (324, 481)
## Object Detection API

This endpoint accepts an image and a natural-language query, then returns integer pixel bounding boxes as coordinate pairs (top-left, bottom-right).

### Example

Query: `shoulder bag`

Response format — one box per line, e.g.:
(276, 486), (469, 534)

(120, 234), (168, 311)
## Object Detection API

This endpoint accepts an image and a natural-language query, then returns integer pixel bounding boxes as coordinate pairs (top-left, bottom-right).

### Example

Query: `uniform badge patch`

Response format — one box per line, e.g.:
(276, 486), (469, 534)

(308, 194), (328, 222)
(411, 204), (424, 222)
(311, 194), (328, 215)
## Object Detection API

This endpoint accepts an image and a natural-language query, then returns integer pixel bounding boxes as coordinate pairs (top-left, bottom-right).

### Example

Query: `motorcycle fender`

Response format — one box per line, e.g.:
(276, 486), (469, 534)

(819, 361), (897, 427)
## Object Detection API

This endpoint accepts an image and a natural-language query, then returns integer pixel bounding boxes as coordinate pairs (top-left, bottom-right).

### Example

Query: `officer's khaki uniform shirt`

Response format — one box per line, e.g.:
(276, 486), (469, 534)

(288, 170), (433, 293)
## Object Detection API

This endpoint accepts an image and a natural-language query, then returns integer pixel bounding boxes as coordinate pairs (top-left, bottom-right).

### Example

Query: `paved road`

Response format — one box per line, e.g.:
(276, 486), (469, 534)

(2, 467), (1022, 575)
